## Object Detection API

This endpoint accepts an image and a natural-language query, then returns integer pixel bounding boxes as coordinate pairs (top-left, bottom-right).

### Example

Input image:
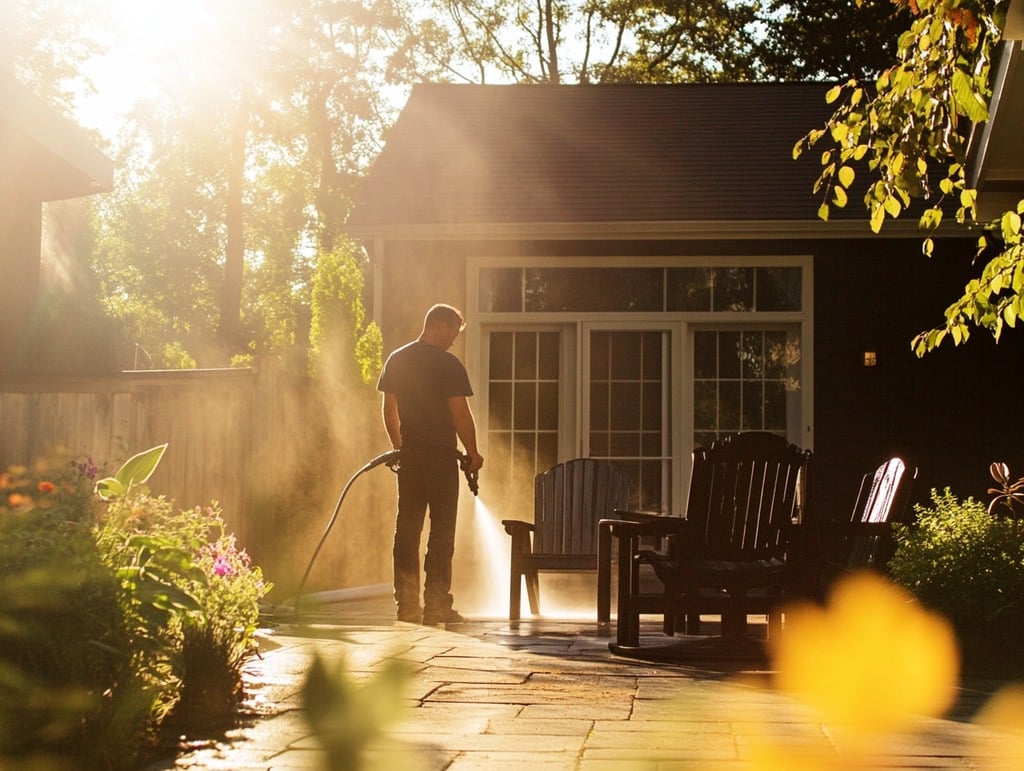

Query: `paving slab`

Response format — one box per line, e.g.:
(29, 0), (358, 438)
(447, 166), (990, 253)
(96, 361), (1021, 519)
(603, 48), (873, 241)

(145, 596), (1024, 771)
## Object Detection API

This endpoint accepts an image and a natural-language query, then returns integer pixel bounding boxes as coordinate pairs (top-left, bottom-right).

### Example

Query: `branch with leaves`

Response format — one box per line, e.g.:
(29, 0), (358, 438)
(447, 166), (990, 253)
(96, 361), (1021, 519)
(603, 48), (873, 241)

(794, 0), (1024, 355)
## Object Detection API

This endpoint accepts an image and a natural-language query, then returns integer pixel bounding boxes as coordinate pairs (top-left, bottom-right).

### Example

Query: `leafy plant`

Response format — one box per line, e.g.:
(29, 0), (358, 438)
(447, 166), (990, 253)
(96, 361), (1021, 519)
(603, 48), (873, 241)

(1, 444), (272, 768)
(889, 488), (1024, 635)
(987, 461), (1024, 517)
(93, 446), (271, 732)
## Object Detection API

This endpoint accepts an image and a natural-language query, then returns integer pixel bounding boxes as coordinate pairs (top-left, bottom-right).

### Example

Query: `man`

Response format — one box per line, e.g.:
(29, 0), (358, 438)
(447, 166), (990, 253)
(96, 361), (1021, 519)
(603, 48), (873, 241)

(377, 303), (484, 625)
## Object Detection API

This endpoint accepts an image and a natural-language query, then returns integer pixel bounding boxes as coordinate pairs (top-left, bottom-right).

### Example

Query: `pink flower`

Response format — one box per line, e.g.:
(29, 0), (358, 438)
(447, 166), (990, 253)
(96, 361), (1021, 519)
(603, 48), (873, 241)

(212, 555), (236, 577)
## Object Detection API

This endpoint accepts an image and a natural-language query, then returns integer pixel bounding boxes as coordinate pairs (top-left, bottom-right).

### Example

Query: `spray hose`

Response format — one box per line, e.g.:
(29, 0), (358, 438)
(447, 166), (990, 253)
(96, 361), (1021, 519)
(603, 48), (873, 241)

(293, 448), (478, 615)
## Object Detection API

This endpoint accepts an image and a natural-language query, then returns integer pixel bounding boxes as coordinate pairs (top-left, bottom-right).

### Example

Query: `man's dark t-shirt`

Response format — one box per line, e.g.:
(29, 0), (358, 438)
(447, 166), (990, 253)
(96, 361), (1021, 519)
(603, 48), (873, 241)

(377, 341), (473, 451)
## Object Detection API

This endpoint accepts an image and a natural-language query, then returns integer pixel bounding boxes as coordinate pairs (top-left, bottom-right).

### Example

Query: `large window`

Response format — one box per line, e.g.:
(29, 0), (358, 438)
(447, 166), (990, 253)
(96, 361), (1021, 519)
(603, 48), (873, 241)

(474, 259), (810, 518)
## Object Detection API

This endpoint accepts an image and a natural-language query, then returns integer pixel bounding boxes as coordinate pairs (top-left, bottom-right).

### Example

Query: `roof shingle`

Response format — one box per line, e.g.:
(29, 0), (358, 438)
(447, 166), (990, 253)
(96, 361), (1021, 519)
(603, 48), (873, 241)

(349, 82), (838, 228)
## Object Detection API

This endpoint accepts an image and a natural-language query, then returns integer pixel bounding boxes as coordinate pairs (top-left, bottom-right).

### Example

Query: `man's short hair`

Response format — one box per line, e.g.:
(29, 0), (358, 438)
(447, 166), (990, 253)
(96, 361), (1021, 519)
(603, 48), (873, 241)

(424, 303), (465, 331)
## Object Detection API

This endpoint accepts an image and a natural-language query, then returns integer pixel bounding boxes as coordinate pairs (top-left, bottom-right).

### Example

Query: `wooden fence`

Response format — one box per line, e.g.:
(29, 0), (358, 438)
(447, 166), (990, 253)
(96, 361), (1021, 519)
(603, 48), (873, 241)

(0, 361), (395, 595)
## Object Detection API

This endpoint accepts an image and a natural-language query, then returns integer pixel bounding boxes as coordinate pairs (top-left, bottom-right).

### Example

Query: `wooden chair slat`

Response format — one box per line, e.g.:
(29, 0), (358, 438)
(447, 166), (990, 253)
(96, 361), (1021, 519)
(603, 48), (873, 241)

(503, 458), (631, 621)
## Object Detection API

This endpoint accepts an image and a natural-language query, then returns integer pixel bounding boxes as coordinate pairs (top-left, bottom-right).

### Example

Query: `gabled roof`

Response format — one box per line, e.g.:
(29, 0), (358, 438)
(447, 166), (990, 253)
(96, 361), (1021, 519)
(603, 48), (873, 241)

(1, 69), (114, 201)
(348, 82), (847, 233)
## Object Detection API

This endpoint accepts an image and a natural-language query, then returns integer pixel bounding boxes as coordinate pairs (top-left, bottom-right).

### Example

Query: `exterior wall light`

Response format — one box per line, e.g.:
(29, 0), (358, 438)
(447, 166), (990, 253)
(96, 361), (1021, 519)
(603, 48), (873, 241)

(863, 350), (878, 367)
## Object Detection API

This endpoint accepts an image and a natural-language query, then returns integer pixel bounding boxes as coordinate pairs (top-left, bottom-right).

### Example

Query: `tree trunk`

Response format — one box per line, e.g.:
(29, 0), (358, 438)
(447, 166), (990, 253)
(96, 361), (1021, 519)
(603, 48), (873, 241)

(219, 92), (247, 361)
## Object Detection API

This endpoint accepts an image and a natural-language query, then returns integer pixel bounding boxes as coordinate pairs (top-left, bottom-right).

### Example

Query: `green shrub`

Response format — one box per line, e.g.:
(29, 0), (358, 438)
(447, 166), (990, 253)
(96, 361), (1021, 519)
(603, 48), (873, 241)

(0, 458), (142, 770)
(0, 445), (272, 768)
(889, 488), (1024, 633)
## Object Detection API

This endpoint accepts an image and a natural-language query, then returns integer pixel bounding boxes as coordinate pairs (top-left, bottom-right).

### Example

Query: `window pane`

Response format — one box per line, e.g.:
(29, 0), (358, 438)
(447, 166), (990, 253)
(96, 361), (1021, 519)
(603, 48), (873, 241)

(513, 382), (536, 430)
(515, 332), (537, 379)
(480, 268), (522, 312)
(742, 380), (764, 430)
(489, 382), (512, 429)
(719, 332), (741, 378)
(538, 332), (560, 379)
(537, 382), (559, 430)
(524, 268), (663, 312)
(756, 267), (801, 311)
(694, 331), (716, 379)
(642, 332), (663, 380)
(713, 267), (754, 311)
(667, 268), (712, 311)
(489, 332), (513, 380)
(693, 380), (717, 431)
(610, 382), (641, 430)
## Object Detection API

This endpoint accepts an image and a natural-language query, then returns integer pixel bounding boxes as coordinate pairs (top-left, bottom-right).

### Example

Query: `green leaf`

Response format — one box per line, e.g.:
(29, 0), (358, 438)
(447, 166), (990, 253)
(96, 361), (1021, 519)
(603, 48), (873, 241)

(818, 202), (830, 221)
(96, 444), (168, 501)
(922, 237), (935, 257)
(884, 195), (902, 218)
(838, 166), (855, 188)
(1002, 210), (1022, 242)
(833, 186), (849, 207)
(919, 208), (943, 230)
(115, 444), (167, 489)
(825, 84), (843, 103)
(870, 204), (885, 234)
(952, 69), (989, 123)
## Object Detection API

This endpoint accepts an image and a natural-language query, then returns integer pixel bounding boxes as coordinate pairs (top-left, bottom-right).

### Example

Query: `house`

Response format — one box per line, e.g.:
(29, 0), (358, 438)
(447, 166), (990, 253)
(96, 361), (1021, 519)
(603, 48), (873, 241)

(347, 81), (1024, 523)
(0, 69), (114, 372)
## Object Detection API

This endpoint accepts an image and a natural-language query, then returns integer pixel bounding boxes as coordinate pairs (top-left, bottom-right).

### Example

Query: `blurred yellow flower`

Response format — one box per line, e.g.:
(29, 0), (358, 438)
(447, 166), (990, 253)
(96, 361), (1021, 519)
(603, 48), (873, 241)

(770, 571), (958, 733)
(972, 683), (1024, 768)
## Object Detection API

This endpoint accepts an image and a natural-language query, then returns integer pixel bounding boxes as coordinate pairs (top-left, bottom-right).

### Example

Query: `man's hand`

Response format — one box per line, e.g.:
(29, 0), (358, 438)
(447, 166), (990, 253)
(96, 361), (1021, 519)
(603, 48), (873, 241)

(463, 451), (484, 473)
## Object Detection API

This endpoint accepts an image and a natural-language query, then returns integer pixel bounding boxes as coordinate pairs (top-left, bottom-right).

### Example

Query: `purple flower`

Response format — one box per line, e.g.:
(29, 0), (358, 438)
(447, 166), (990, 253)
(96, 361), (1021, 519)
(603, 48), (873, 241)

(212, 555), (236, 577)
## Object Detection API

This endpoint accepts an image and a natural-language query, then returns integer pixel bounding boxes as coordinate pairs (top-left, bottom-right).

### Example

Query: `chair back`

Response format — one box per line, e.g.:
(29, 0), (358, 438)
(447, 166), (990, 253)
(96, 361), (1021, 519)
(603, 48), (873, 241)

(684, 432), (811, 562)
(533, 458), (631, 558)
(846, 457), (918, 567)
(851, 457), (916, 524)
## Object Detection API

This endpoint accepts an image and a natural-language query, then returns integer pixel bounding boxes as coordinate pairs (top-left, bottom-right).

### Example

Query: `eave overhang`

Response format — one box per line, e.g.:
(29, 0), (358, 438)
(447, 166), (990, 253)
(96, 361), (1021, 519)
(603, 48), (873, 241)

(967, 0), (1024, 219)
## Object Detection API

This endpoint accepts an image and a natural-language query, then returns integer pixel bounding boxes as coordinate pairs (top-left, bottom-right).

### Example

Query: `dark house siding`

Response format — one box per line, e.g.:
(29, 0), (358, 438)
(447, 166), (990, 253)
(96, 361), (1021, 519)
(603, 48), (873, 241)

(354, 82), (1024, 517)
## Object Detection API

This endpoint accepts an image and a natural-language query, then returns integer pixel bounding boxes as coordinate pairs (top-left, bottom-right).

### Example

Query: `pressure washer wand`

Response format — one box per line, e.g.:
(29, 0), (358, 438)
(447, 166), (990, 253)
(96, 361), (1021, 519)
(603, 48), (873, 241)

(293, 450), (401, 615)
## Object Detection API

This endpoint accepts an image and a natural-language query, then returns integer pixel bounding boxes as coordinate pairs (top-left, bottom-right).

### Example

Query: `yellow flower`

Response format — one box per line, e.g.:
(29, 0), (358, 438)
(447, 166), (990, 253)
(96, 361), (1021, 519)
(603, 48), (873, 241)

(770, 571), (958, 733)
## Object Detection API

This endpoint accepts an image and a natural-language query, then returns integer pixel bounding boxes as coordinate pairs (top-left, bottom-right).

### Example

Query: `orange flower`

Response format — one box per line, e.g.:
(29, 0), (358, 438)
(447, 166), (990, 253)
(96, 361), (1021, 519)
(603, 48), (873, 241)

(0, 472), (9, 490)
(37, 480), (56, 493)
(6, 492), (31, 508)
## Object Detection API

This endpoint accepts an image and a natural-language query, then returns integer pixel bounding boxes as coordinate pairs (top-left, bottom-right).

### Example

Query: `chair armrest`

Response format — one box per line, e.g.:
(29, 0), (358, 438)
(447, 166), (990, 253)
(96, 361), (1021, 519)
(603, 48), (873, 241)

(814, 521), (896, 537)
(603, 516), (684, 538)
(501, 519), (536, 537)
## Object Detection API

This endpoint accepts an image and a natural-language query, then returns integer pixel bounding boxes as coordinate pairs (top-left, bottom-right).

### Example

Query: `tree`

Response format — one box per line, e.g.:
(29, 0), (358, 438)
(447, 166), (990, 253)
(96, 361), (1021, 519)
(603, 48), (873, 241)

(398, 0), (767, 84)
(793, 0), (1021, 355)
(0, 0), (101, 113)
(88, 0), (401, 373)
(755, 0), (912, 81)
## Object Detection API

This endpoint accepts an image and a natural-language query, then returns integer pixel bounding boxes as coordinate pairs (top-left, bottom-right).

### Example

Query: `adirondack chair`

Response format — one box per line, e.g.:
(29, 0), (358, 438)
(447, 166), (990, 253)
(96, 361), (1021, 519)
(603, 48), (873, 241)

(502, 458), (631, 621)
(609, 432), (811, 652)
(807, 457), (918, 600)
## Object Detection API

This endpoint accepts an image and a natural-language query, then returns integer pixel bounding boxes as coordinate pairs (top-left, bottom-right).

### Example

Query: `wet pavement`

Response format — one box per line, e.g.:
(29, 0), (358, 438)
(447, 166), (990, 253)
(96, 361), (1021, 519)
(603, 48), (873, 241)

(148, 595), (1024, 770)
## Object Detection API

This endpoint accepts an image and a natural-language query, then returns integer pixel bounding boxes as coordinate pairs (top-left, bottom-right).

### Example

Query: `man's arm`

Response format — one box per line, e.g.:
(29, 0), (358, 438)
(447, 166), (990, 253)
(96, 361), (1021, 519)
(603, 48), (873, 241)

(382, 392), (402, 450)
(448, 395), (483, 472)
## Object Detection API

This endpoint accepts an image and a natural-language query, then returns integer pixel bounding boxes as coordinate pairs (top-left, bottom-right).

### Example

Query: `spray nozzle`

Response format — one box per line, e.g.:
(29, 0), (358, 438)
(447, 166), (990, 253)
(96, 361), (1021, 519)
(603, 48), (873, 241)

(459, 453), (480, 496)
(361, 449), (402, 473)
